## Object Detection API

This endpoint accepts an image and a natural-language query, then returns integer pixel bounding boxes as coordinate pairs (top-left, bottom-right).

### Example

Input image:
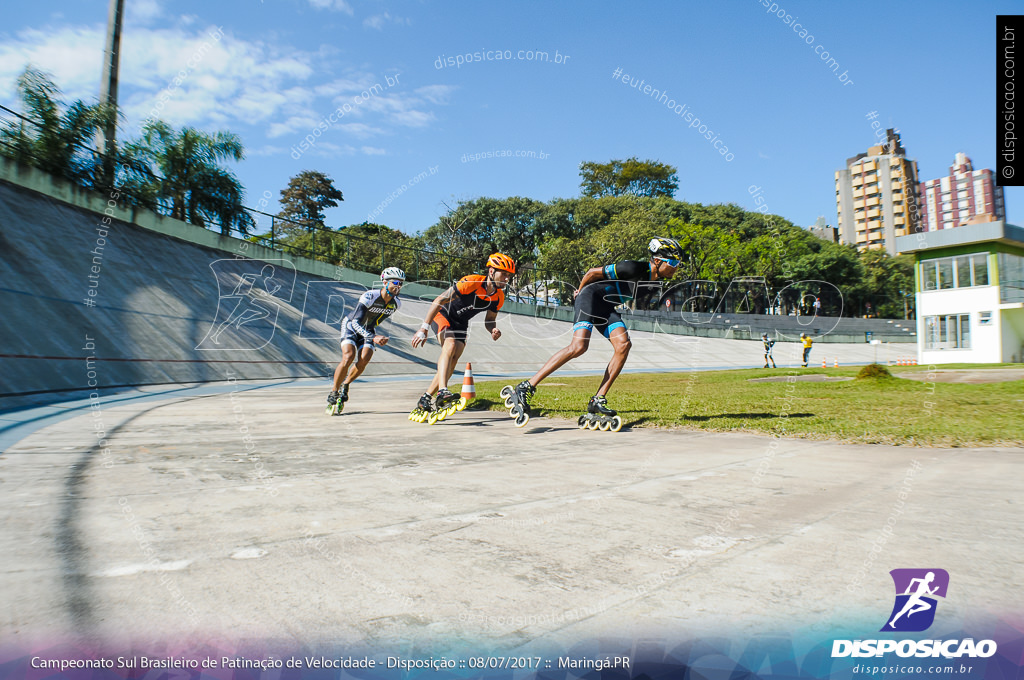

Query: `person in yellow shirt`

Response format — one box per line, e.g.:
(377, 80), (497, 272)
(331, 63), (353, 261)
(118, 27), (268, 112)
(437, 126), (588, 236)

(800, 333), (813, 367)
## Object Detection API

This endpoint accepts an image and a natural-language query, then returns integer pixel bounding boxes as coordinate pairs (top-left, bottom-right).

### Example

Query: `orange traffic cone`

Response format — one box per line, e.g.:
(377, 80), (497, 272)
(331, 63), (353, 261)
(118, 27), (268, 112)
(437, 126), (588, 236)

(461, 362), (476, 401)
(821, 358), (826, 368)
(911, 357), (918, 366)
(833, 358), (839, 368)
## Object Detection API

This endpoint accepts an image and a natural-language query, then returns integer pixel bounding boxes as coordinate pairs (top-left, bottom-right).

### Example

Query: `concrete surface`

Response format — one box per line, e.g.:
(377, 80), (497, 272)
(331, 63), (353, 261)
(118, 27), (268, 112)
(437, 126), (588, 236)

(895, 369), (1024, 384)
(1, 378), (1020, 653)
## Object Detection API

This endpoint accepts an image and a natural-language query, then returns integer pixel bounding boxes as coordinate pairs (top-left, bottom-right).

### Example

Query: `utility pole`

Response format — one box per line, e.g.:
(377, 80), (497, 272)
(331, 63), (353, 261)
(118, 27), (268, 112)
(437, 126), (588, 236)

(98, 0), (125, 188)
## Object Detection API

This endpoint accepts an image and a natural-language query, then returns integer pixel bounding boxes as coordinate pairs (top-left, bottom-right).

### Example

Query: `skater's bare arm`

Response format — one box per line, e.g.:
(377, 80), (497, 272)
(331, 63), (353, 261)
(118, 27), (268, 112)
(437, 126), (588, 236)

(485, 310), (501, 341)
(412, 287), (456, 347)
(573, 267), (605, 298)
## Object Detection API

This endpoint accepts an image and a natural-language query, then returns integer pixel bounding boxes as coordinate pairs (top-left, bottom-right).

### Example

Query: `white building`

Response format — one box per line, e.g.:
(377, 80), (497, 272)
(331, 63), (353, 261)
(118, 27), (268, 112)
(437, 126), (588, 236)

(895, 222), (1024, 364)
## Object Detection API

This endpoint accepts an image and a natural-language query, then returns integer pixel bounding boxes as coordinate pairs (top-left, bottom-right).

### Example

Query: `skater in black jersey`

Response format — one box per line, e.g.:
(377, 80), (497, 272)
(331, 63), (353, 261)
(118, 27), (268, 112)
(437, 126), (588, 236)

(408, 253), (515, 423)
(502, 237), (682, 430)
(326, 267), (404, 415)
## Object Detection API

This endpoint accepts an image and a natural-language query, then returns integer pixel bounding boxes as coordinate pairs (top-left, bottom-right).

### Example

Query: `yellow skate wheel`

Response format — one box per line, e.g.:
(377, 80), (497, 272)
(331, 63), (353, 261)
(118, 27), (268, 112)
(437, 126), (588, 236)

(514, 412), (530, 428)
(577, 415), (588, 429)
(587, 419), (599, 431)
(456, 397), (468, 411)
(599, 420), (611, 431)
(610, 415), (623, 432)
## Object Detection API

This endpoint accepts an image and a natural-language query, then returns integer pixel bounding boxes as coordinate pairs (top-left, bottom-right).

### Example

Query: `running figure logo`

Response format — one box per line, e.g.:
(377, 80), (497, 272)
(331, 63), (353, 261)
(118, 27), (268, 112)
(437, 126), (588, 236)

(881, 568), (949, 632)
(197, 259), (296, 350)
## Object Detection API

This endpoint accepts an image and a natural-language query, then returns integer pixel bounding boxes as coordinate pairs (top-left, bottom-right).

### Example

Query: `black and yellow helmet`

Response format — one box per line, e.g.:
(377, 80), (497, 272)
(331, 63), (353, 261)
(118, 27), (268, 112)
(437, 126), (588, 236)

(648, 237), (683, 261)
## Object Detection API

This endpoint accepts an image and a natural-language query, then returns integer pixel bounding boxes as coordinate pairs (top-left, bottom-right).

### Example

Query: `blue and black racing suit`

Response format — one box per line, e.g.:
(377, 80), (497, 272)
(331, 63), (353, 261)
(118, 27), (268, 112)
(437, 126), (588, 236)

(341, 289), (401, 352)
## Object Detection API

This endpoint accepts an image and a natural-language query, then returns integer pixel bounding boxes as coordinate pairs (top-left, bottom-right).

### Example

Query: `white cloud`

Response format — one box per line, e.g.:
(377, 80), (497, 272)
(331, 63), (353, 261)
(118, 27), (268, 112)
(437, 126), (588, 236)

(363, 12), (410, 30)
(414, 84), (457, 106)
(0, 16), (451, 157)
(124, 0), (164, 27)
(308, 0), (354, 15)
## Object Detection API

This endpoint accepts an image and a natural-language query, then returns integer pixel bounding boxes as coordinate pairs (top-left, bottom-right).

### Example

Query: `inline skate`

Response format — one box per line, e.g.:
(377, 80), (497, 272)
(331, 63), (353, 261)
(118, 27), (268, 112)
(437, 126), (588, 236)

(325, 386), (348, 416)
(408, 392), (434, 423)
(429, 387), (462, 424)
(501, 380), (535, 428)
(577, 394), (623, 432)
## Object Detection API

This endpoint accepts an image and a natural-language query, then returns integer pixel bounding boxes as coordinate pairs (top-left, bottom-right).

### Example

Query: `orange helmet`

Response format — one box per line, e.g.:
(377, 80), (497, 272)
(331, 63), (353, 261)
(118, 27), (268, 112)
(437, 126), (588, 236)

(486, 252), (516, 274)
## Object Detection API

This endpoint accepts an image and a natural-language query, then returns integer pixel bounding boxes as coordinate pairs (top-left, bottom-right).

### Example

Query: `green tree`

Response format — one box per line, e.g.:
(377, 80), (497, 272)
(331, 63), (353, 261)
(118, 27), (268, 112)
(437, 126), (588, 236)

(579, 157), (679, 198)
(124, 120), (254, 235)
(665, 218), (737, 283)
(856, 250), (915, 318)
(419, 196), (547, 270)
(277, 170), (344, 237)
(0, 66), (116, 187)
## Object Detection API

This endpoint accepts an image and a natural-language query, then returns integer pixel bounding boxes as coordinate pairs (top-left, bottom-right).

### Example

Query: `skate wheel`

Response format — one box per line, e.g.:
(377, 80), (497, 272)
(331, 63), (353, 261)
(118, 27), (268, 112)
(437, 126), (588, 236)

(456, 397), (467, 411)
(610, 415), (623, 432)
(514, 412), (530, 428)
(427, 412), (439, 425)
(503, 397), (514, 408)
(599, 420), (611, 431)
(587, 419), (599, 431)
(577, 415), (588, 429)
(500, 386), (513, 399)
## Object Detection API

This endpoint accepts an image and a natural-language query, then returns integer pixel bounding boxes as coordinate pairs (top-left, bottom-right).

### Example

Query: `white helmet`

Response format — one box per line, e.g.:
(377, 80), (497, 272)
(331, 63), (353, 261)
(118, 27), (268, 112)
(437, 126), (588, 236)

(380, 267), (406, 282)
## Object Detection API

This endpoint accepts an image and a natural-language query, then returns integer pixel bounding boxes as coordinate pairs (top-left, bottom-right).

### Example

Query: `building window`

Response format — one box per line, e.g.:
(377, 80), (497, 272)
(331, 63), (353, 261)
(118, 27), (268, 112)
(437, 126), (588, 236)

(972, 253), (989, 286)
(956, 256), (972, 287)
(938, 259), (954, 289)
(924, 314), (971, 349)
(999, 252), (1024, 303)
(921, 254), (992, 291)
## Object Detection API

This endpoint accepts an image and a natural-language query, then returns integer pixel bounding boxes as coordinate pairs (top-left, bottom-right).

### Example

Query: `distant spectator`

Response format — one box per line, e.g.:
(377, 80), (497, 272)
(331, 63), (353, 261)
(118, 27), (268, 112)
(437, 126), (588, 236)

(800, 333), (813, 367)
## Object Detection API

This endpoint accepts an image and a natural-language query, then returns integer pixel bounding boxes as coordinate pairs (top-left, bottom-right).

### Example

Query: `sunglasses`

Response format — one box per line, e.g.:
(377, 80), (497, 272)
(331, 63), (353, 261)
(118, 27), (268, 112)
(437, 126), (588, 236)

(387, 280), (404, 287)
(657, 257), (681, 267)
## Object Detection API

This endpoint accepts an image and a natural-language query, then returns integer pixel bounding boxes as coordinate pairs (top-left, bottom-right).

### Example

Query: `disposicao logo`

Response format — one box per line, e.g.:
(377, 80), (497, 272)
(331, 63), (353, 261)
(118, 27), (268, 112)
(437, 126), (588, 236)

(882, 568), (949, 632)
(832, 569), (997, 659)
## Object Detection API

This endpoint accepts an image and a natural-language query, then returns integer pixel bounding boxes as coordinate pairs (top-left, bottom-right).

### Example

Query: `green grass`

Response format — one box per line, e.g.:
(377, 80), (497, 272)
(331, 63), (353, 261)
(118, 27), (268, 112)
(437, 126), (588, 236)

(475, 364), (1024, 447)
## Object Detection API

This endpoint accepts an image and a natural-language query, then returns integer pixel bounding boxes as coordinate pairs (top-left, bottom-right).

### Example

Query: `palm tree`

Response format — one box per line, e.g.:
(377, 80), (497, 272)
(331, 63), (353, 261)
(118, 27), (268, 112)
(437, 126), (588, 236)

(124, 121), (255, 235)
(0, 66), (116, 187)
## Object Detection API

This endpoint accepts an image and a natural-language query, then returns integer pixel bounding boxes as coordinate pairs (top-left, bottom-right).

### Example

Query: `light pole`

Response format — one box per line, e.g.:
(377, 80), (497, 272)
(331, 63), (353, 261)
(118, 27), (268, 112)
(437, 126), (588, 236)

(98, 0), (125, 187)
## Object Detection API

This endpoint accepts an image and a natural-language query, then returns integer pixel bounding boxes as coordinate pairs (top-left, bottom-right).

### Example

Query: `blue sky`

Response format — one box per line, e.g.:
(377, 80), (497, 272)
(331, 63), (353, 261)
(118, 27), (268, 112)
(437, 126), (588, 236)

(0, 0), (1019, 235)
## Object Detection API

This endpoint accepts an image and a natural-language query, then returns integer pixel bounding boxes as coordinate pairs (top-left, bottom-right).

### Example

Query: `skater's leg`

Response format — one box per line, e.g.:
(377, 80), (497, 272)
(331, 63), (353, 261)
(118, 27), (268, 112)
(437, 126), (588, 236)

(332, 344), (357, 392)
(434, 331), (466, 392)
(595, 327), (631, 396)
(344, 347), (375, 385)
(528, 328), (591, 386)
